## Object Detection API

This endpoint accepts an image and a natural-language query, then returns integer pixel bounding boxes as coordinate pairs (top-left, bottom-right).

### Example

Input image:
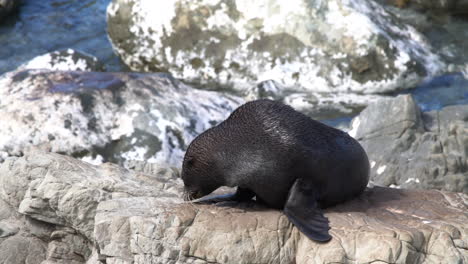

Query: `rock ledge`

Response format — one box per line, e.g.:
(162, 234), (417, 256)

(0, 151), (466, 263)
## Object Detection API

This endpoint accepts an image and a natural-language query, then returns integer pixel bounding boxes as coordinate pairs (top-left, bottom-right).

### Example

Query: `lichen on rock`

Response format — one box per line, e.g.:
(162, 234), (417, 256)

(107, 0), (445, 94)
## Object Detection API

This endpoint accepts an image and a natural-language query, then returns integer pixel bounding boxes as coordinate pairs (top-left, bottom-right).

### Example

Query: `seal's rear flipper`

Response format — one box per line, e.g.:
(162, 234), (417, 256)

(193, 187), (255, 204)
(284, 179), (332, 242)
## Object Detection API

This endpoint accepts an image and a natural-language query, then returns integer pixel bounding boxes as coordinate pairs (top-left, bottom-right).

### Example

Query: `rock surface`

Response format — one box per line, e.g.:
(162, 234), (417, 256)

(106, 0), (444, 94)
(18, 49), (105, 72)
(0, 151), (181, 264)
(0, 69), (243, 165)
(350, 94), (468, 193)
(374, 0), (468, 71)
(246, 80), (386, 120)
(391, 0), (468, 14)
(0, 151), (467, 264)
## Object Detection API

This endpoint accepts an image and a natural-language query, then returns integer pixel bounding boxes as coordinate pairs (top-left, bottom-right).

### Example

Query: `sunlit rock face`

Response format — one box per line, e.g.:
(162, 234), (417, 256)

(107, 0), (444, 94)
(0, 151), (467, 264)
(18, 49), (105, 72)
(0, 69), (243, 165)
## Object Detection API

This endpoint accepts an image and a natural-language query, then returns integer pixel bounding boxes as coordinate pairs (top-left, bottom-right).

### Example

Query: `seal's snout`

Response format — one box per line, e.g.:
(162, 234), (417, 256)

(183, 189), (203, 201)
(182, 191), (192, 201)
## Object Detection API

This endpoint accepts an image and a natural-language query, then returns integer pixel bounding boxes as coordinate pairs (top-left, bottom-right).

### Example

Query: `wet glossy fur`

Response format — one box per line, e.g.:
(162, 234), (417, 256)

(181, 99), (370, 242)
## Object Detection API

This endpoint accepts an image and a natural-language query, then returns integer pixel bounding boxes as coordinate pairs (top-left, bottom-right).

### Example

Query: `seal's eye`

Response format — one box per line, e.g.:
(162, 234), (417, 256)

(186, 156), (195, 167)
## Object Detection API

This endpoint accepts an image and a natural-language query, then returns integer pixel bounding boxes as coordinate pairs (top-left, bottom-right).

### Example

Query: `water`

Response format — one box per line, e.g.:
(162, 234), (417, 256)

(402, 73), (468, 112)
(0, 0), (127, 74)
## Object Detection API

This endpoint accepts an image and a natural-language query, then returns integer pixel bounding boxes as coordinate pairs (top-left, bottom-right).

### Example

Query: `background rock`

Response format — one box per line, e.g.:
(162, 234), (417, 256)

(246, 80), (387, 121)
(0, 151), (466, 264)
(351, 94), (468, 193)
(374, 0), (468, 71)
(107, 0), (444, 94)
(0, 69), (243, 165)
(391, 0), (468, 14)
(18, 49), (105, 72)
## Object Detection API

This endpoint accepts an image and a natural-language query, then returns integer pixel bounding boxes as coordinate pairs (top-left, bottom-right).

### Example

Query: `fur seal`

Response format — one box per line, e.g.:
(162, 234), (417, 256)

(181, 99), (369, 242)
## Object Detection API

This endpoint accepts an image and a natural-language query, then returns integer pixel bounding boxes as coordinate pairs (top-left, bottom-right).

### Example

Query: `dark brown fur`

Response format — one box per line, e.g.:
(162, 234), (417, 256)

(181, 99), (370, 242)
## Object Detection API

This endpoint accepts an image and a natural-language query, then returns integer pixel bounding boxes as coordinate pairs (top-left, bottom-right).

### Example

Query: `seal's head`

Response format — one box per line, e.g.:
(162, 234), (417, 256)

(181, 128), (224, 201)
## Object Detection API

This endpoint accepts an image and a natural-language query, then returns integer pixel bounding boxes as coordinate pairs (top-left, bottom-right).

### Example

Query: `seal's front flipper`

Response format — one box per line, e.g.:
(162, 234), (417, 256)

(283, 179), (332, 242)
(193, 187), (255, 204)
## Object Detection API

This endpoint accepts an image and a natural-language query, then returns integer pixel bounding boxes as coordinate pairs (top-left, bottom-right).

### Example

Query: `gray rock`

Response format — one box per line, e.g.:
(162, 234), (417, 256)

(373, 0), (468, 73)
(244, 80), (285, 101)
(0, 151), (183, 263)
(1, 151), (466, 263)
(106, 0), (444, 94)
(0, 198), (49, 264)
(94, 187), (468, 264)
(44, 228), (91, 264)
(350, 94), (468, 193)
(374, 0), (468, 14)
(0, 236), (47, 264)
(405, 0), (468, 14)
(0, 221), (19, 238)
(0, 69), (243, 165)
(246, 80), (387, 120)
(283, 91), (385, 121)
(0, 0), (20, 20)
(18, 49), (105, 72)
(0, 151), (183, 240)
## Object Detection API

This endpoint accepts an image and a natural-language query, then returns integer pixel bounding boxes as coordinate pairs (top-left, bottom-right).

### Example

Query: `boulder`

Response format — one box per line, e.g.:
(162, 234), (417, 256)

(0, 69), (243, 165)
(0, 150), (181, 264)
(106, 0), (444, 94)
(394, 0), (468, 14)
(18, 49), (105, 72)
(350, 94), (468, 193)
(246, 80), (386, 120)
(0, 185), (48, 264)
(0, 151), (467, 263)
(372, 0), (468, 75)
